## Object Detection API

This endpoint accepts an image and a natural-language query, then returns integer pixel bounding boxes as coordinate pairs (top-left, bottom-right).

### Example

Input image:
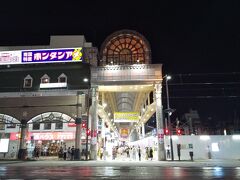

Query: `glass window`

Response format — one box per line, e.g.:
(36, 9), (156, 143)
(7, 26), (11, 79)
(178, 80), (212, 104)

(41, 74), (50, 84)
(24, 79), (32, 88)
(0, 123), (5, 130)
(6, 123), (16, 128)
(23, 75), (33, 88)
(58, 73), (67, 83)
(32, 123), (40, 130)
(41, 78), (49, 84)
(44, 122), (51, 130)
(55, 122), (63, 129)
(100, 31), (151, 66)
(59, 77), (66, 83)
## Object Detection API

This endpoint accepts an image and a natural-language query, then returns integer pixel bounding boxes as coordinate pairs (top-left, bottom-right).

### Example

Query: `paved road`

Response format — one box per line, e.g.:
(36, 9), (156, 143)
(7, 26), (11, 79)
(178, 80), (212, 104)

(0, 160), (240, 179)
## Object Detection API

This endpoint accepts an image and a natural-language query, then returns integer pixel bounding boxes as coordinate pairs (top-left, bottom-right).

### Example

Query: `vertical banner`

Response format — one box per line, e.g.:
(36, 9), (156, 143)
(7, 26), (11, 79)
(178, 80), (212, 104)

(158, 129), (164, 144)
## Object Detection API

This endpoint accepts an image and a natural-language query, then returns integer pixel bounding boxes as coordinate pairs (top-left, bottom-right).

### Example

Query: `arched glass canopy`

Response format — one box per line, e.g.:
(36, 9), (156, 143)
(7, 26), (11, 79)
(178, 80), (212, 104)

(100, 30), (151, 66)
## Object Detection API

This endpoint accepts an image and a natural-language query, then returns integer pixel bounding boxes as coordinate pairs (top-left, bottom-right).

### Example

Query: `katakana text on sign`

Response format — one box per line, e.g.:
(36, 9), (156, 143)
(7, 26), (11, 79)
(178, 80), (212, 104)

(22, 48), (83, 63)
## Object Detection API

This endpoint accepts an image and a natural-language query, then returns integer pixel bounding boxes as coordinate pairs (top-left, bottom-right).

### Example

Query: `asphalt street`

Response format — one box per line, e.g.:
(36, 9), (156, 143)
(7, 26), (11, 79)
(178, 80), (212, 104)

(1, 160), (240, 179)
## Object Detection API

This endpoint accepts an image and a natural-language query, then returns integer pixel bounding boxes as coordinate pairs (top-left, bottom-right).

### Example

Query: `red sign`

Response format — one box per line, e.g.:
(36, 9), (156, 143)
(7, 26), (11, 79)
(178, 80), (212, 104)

(10, 132), (75, 141)
(68, 123), (76, 127)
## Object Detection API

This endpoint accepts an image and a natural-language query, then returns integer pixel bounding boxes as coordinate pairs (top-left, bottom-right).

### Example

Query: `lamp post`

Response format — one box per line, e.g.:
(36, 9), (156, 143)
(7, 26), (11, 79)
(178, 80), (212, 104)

(165, 75), (174, 161)
(83, 78), (90, 161)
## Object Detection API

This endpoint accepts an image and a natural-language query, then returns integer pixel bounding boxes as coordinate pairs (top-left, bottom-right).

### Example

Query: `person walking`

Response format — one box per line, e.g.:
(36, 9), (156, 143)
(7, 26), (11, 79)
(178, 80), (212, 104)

(126, 147), (130, 159)
(100, 147), (104, 160)
(149, 147), (153, 160)
(132, 146), (136, 161)
(145, 147), (149, 160)
(63, 146), (67, 160)
(67, 147), (71, 160)
(129, 147), (133, 161)
(166, 145), (171, 159)
(71, 146), (75, 160)
(138, 146), (141, 161)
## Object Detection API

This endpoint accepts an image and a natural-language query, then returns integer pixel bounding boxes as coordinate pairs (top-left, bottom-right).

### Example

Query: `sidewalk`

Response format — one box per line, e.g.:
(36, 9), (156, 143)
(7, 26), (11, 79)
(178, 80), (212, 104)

(1, 159), (240, 167)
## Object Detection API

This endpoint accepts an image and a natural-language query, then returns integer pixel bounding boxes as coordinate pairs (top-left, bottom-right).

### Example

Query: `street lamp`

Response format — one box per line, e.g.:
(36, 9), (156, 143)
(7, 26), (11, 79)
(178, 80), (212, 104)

(84, 78), (90, 161)
(164, 75), (174, 161)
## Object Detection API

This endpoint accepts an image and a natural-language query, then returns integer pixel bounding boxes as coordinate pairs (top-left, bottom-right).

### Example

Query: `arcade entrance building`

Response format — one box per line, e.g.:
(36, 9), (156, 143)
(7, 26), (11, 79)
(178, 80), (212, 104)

(0, 30), (165, 161)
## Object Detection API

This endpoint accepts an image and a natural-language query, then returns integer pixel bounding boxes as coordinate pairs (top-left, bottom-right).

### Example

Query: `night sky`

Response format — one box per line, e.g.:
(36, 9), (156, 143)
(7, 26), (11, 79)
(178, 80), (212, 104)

(1, 1), (240, 129)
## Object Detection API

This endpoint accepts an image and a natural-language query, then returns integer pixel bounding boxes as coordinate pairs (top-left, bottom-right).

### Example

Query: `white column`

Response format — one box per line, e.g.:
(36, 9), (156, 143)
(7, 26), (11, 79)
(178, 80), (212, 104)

(74, 91), (82, 160)
(101, 92), (106, 148)
(90, 86), (99, 160)
(19, 121), (27, 150)
(154, 83), (166, 161)
(18, 119), (27, 160)
(147, 93), (150, 105)
(142, 122), (145, 138)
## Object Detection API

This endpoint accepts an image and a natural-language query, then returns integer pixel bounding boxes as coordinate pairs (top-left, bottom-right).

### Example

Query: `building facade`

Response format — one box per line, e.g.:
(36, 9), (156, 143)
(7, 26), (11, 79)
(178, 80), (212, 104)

(0, 30), (166, 160)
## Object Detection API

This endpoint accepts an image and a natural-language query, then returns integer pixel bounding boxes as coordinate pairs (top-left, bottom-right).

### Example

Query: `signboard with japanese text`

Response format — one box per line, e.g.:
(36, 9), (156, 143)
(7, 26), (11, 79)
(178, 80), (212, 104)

(0, 51), (21, 65)
(158, 129), (164, 144)
(10, 132), (75, 141)
(0, 47), (83, 65)
(114, 112), (139, 122)
(68, 123), (76, 127)
(22, 48), (83, 63)
(91, 137), (97, 145)
(120, 128), (129, 138)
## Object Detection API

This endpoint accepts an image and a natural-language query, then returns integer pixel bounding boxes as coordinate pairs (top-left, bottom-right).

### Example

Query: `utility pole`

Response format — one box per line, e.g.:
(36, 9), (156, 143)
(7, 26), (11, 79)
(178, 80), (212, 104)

(165, 75), (174, 161)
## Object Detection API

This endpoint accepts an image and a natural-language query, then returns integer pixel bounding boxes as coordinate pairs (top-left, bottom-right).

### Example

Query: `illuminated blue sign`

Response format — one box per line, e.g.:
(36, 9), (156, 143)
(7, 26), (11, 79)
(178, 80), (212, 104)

(21, 47), (83, 63)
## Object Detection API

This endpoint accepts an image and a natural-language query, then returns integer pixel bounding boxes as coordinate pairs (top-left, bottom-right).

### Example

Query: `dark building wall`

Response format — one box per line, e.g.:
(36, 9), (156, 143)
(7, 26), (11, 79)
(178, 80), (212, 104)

(0, 62), (91, 92)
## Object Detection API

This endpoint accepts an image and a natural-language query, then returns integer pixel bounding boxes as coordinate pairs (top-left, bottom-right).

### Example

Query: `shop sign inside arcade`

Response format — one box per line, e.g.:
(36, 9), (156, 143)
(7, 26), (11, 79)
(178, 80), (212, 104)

(10, 132), (75, 141)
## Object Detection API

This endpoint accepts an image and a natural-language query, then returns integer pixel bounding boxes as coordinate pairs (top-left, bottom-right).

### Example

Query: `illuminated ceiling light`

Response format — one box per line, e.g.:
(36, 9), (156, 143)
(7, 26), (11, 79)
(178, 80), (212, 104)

(137, 59), (140, 63)
(151, 109), (154, 111)
(200, 135), (210, 141)
(142, 108), (145, 112)
(108, 113), (111, 116)
(141, 86), (143, 89)
(103, 103), (107, 108)
(147, 114), (149, 117)
(83, 78), (88, 82)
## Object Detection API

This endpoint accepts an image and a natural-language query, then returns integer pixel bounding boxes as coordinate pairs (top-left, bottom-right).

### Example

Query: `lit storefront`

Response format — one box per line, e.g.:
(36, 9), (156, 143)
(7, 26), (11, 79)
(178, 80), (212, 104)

(0, 41), (93, 159)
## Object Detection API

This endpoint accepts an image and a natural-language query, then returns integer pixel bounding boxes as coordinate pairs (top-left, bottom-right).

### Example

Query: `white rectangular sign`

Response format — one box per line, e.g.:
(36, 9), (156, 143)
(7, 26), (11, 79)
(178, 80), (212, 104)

(0, 51), (21, 65)
(0, 139), (10, 153)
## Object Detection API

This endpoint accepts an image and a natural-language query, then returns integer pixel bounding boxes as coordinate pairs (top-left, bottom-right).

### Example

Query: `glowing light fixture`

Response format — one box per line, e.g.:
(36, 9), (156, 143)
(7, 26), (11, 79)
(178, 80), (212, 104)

(211, 143), (219, 152)
(200, 135), (210, 141)
(166, 75), (172, 80)
(83, 78), (88, 82)
(232, 135), (240, 140)
(171, 135), (179, 140)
